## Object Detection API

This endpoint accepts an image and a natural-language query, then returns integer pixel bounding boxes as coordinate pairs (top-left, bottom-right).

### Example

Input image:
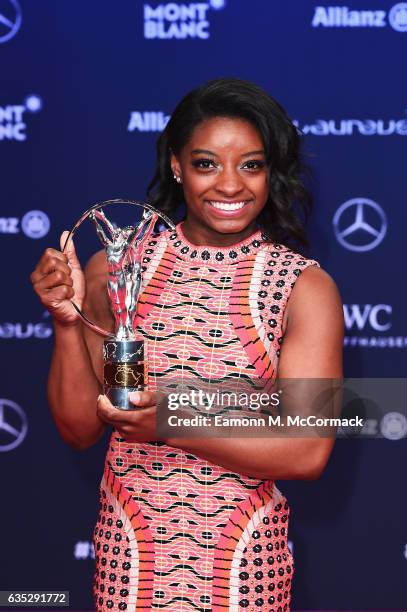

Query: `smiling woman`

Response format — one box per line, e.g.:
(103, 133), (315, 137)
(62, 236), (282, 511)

(148, 77), (313, 250)
(30, 77), (343, 612)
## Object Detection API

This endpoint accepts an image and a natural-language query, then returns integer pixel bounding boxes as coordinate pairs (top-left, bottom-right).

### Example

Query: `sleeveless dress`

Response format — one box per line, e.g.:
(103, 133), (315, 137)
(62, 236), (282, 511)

(92, 221), (319, 612)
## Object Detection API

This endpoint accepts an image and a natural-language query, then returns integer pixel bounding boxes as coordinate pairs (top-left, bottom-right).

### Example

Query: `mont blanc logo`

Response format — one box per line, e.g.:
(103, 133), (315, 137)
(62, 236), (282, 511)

(333, 198), (387, 252)
(0, 94), (43, 141)
(0, 399), (28, 452)
(0, 0), (22, 43)
(0, 209), (50, 238)
(293, 116), (407, 136)
(128, 111), (170, 132)
(312, 3), (407, 31)
(380, 412), (407, 440)
(143, 0), (226, 40)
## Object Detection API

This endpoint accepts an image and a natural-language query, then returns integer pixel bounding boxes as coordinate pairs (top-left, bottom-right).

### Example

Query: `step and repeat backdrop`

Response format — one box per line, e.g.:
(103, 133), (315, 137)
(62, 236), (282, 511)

(1, 1), (406, 610)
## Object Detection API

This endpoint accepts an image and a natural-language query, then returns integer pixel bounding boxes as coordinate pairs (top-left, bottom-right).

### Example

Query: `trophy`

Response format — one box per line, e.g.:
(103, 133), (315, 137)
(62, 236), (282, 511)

(62, 200), (175, 410)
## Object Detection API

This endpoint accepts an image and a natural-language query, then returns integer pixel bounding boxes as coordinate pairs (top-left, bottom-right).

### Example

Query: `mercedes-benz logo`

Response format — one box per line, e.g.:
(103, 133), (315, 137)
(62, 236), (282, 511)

(333, 197), (387, 252)
(0, 399), (28, 451)
(0, 0), (22, 44)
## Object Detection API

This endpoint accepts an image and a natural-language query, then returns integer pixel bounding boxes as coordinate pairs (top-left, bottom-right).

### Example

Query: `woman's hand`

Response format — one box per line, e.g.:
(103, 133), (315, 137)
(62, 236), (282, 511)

(97, 391), (160, 442)
(30, 231), (85, 325)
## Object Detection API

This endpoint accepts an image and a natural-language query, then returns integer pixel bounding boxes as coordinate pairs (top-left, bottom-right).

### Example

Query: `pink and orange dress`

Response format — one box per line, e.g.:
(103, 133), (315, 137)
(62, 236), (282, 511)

(93, 221), (318, 611)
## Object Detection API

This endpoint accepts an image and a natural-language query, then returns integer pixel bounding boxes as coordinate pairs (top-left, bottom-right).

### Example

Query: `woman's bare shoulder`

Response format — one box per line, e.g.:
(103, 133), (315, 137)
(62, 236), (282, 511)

(284, 265), (343, 334)
(291, 265), (341, 306)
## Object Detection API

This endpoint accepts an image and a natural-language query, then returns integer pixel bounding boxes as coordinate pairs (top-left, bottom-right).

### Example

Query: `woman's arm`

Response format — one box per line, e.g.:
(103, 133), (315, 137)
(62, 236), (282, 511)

(47, 320), (105, 449)
(46, 247), (111, 450)
(162, 265), (344, 479)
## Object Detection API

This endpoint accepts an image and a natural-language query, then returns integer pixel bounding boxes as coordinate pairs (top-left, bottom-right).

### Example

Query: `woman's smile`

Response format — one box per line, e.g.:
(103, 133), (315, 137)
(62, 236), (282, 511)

(205, 198), (254, 215)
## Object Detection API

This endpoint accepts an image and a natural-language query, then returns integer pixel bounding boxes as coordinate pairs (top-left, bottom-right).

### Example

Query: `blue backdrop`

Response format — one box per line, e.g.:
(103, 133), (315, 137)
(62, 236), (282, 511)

(1, 1), (406, 610)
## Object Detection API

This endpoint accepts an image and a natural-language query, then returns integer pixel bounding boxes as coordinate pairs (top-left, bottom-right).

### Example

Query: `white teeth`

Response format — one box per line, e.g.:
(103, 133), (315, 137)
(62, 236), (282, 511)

(209, 201), (246, 211)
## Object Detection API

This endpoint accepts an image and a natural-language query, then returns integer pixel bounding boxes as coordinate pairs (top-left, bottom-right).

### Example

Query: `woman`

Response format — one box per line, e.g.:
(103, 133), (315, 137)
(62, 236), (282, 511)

(31, 78), (343, 611)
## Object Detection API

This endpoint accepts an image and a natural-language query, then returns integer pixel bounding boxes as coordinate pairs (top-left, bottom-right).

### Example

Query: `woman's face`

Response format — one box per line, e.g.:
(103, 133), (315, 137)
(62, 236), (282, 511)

(171, 116), (269, 243)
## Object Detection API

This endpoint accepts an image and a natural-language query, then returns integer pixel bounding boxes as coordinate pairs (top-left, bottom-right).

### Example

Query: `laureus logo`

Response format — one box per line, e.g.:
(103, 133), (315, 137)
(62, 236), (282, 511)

(0, 311), (53, 339)
(293, 116), (407, 136)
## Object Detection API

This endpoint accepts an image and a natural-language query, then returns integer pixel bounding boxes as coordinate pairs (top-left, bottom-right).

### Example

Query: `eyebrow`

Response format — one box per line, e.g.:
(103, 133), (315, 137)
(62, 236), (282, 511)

(191, 148), (265, 157)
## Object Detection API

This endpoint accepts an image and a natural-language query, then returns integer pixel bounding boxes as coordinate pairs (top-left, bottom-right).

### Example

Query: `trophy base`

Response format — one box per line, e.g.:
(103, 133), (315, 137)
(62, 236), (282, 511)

(103, 338), (147, 411)
(106, 386), (147, 411)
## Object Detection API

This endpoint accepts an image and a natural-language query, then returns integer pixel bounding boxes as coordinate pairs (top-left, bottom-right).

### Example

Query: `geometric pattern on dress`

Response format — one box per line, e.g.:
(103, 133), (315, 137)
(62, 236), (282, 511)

(212, 481), (293, 611)
(93, 463), (155, 611)
(93, 221), (318, 611)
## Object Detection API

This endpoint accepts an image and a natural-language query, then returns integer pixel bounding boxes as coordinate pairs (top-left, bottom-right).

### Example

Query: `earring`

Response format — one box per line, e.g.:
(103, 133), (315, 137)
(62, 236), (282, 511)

(173, 174), (182, 184)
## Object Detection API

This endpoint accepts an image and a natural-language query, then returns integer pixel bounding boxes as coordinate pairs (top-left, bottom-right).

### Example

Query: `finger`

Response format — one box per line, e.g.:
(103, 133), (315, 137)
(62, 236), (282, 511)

(31, 260), (71, 285)
(60, 230), (70, 252)
(43, 247), (68, 265)
(30, 250), (68, 283)
(128, 390), (157, 407)
(60, 231), (82, 270)
(96, 399), (124, 425)
(97, 395), (156, 423)
(39, 285), (75, 304)
(96, 394), (137, 424)
(41, 259), (72, 278)
(33, 270), (74, 293)
(114, 407), (157, 440)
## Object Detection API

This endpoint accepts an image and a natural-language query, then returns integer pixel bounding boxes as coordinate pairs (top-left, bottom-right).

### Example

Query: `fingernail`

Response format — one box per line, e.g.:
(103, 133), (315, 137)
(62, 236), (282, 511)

(97, 394), (104, 403)
(129, 391), (141, 403)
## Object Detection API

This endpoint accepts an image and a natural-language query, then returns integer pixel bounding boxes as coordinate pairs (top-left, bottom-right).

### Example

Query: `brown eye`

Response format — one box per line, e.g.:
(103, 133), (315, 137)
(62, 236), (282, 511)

(242, 160), (266, 170)
(191, 158), (216, 170)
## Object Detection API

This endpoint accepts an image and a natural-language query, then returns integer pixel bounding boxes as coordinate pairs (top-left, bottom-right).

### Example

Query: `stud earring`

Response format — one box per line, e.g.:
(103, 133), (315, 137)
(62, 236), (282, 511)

(173, 174), (182, 184)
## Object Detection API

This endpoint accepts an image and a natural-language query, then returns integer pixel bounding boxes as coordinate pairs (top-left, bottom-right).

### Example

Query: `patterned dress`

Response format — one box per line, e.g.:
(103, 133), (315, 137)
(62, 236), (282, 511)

(93, 221), (318, 611)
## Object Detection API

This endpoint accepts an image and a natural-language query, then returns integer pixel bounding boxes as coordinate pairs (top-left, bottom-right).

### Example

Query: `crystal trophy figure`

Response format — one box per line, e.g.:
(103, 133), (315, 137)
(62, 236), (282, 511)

(63, 200), (175, 410)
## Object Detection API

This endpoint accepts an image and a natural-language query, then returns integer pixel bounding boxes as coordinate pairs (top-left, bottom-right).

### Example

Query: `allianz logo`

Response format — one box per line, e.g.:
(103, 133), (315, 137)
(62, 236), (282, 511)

(0, 313), (53, 339)
(312, 4), (407, 31)
(293, 118), (407, 136)
(0, 210), (50, 239)
(343, 304), (392, 331)
(128, 111), (170, 132)
(143, 1), (226, 40)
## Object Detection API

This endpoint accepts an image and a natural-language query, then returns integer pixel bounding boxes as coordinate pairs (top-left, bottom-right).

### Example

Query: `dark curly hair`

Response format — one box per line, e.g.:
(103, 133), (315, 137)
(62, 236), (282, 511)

(147, 77), (313, 250)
